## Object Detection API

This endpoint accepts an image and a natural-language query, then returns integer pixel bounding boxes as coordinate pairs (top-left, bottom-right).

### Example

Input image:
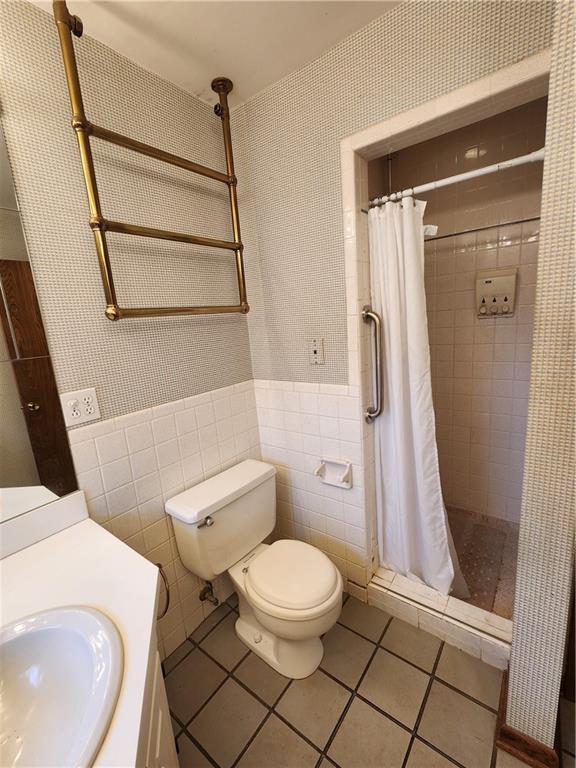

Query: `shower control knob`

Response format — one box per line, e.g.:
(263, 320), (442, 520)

(479, 306), (487, 315)
(490, 305), (499, 314)
(502, 304), (510, 314)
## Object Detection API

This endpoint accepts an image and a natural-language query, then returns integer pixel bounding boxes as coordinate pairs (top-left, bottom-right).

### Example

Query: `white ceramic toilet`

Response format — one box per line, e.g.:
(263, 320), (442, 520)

(165, 459), (342, 679)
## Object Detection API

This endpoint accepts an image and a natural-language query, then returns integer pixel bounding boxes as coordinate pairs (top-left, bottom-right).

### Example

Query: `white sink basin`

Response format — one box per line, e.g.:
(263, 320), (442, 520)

(0, 607), (123, 767)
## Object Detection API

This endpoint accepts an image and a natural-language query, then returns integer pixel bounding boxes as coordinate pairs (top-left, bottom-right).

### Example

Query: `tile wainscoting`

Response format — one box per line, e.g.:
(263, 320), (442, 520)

(68, 377), (512, 670)
(68, 380), (260, 658)
(69, 378), (371, 657)
(254, 379), (372, 589)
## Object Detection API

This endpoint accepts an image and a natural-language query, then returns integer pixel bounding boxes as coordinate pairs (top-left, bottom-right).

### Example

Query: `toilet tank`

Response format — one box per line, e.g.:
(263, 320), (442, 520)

(165, 460), (276, 581)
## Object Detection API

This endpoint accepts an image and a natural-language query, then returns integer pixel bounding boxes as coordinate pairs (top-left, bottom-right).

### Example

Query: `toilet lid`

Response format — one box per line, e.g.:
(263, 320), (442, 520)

(246, 540), (339, 610)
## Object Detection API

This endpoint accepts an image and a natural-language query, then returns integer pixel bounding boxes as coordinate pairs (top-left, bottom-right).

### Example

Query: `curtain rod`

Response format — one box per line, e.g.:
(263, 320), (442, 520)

(365, 147), (545, 211)
(423, 215), (540, 243)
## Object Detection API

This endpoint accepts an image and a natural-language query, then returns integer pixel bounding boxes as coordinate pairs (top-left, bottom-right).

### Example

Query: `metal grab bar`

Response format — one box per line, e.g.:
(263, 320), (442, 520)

(362, 306), (383, 423)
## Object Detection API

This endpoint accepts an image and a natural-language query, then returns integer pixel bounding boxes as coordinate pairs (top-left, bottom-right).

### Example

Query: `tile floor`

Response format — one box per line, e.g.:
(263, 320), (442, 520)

(448, 507), (518, 619)
(164, 594), (504, 768)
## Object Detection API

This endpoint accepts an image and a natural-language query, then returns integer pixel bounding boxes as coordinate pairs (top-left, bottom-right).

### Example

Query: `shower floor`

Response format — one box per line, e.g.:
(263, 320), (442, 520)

(447, 507), (519, 620)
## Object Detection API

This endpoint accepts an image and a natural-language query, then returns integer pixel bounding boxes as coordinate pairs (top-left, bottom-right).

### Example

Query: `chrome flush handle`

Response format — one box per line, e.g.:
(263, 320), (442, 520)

(198, 516), (215, 529)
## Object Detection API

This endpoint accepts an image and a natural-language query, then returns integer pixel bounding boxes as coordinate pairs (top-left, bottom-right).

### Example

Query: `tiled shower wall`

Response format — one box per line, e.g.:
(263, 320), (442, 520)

(368, 100), (547, 523)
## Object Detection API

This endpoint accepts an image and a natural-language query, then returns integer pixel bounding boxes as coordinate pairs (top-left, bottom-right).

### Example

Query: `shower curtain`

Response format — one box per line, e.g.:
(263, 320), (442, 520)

(368, 199), (467, 596)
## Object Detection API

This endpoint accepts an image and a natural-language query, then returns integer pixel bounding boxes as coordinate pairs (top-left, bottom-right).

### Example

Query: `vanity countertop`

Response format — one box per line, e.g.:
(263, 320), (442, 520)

(0, 517), (159, 767)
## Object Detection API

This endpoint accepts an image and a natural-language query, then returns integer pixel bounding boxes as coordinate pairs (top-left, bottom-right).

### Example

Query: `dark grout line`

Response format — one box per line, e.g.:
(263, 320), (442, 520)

(163, 603), (234, 679)
(432, 677), (499, 715)
(232, 665), (290, 712)
(181, 641), (254, 731)
(183, 672), (231, 730)
(400, 640), (445, 768)
(178, 729), (221, 768)
(313, 693), (354, 768)
(316, 616), (394, 763)
(230, 710), (274, 768)
(271, 707), (328, 757)
(354, 692), (418, 734)
(167, 596), (501, 768)
(355, 616), (393, 690)
(316, 755), (340, 768)
(191, 603), (233, 643)
(377, 641), (437, 676)
(414, 735), (468, 768)
(317, 666), (355, 695)
(161, 638), (195, 678)
(366, 637), (500, 715)
(335, 618), (382, 645)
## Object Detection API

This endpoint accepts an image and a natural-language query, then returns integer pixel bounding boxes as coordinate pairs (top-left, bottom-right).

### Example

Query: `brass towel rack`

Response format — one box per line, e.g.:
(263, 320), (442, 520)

(52, 1), (249, 320)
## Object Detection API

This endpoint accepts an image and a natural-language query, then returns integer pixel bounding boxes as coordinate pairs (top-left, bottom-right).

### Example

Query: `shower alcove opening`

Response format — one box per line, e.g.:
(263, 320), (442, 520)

(340, 51), (550, 666)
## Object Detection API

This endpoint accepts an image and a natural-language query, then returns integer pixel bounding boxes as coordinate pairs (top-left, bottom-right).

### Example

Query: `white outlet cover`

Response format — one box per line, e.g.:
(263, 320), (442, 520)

(60, 387), (101, 427)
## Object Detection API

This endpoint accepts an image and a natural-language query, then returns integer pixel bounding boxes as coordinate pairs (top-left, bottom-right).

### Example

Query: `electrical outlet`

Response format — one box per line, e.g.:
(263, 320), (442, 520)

(309, 338), (325, 365)
(59, 387), (101, 427)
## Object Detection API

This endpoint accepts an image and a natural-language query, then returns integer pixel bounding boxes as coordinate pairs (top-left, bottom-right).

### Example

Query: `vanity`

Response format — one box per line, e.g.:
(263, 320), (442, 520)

(0, 491), (179, 768)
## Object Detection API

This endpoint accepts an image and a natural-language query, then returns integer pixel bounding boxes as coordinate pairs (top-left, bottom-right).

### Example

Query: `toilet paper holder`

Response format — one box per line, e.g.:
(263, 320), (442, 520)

(314, 458), (353, 489)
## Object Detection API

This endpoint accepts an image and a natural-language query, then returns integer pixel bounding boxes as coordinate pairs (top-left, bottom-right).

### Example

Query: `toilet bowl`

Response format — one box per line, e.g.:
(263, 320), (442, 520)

(229, 540), (342, 678)
(165, 459), (343, 679)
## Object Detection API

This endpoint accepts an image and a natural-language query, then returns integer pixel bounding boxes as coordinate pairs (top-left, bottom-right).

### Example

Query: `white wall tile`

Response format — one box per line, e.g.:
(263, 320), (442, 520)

(106, 483), (137, 517)
(126, 422), (153, 454)
(254, 378), (370, 582)
(95, 431), (128, 464)
(152, 415), (177, 444)
(175, 408), (197, 436)
(130, 448), (157, 480)
(156, 439), (180, 469)
(70, 440), (99, 474)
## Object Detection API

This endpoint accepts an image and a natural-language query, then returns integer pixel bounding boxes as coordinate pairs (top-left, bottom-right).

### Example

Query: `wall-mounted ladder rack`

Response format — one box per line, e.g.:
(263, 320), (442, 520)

(52, 0), (249, 321)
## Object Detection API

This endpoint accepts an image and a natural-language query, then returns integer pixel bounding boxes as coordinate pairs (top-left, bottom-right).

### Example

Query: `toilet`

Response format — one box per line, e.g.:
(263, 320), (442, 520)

(165, 459), (342, 679)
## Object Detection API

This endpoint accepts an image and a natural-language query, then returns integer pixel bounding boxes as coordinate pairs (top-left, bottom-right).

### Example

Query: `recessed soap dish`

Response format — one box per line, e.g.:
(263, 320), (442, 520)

(314, 458), (353, 489)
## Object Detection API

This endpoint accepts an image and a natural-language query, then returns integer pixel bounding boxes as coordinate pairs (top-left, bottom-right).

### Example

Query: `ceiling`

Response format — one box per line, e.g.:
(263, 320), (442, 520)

(34, 1), (398, 105)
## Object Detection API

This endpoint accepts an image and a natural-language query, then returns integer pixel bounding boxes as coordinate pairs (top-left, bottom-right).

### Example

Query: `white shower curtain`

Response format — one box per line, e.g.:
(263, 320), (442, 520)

(368, 199), (467, 596)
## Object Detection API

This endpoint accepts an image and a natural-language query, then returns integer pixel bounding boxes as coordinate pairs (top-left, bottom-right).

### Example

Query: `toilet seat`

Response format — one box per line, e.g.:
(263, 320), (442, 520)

(245, 540), (342, 621)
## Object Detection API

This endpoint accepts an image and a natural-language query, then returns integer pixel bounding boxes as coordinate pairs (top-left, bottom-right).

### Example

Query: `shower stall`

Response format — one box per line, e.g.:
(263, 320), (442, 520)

(365, 97), (547, 620)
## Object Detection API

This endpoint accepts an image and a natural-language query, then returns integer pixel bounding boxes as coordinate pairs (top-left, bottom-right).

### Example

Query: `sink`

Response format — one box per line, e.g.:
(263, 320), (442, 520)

(0, 607), (123, 767)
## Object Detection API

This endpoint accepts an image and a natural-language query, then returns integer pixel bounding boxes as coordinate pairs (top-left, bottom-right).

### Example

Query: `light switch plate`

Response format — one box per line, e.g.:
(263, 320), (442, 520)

(309, 337), (325, 365)
(59, 387), (101, 427)
(476, 267), (517, 318)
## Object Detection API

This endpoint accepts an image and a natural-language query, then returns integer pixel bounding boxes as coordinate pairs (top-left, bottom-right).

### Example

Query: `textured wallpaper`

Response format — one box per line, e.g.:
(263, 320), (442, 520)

(235, 0), (553, 384)
(0, 1), (553, 415)
(507, 0), (575, 746)
(0, 1), (252, 421)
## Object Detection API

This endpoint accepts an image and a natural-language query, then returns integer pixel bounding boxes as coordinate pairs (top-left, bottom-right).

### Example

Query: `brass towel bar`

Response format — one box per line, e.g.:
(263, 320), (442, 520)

(99, 219), (240, 252)
(52, 0), (249, 320)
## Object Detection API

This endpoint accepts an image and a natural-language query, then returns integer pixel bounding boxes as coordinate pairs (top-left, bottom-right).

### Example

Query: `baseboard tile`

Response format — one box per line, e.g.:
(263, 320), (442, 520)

(370, 568), (513, 644)
(347, 580), (368, 602)
(367, 579), (510, 669)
